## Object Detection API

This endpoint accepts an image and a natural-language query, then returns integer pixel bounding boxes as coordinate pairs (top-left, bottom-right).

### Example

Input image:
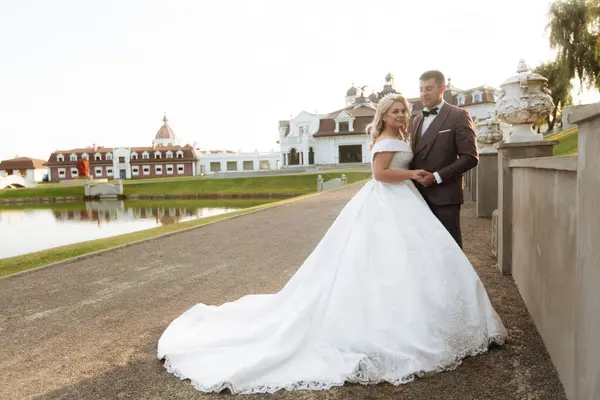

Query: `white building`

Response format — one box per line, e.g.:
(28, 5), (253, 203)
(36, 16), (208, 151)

(278, 75), (401, 168)
(0, 157), (48, 183)
(408, 79), (502, 123)
(196, 149), (280, 175)
(278, 74), (508, 168)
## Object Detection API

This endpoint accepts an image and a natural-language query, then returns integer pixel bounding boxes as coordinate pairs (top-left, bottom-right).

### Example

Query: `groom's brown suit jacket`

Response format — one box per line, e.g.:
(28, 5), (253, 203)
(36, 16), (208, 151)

(409, 102), (479, 206)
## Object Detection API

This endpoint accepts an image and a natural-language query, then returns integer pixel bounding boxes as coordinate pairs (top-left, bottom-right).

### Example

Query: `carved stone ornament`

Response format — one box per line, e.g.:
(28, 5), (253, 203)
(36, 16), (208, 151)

(494, 59), (555, 142)
(476, 115), (504, 153)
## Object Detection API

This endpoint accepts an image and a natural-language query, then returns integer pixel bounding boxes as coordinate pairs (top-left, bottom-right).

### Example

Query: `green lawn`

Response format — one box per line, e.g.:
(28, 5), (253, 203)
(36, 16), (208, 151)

(547, 127), (579, 156)
(0, 172), (371, 200)
(0, 185), (84, 200)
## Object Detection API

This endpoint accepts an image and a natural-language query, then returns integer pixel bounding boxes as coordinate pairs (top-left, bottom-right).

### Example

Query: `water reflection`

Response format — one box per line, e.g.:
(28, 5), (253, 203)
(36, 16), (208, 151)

(50, 200), (237, 226)
(0, 199), (274, 259)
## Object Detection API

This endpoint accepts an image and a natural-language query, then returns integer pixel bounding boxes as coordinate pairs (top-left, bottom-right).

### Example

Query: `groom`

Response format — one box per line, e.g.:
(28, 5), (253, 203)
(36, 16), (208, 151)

(410, 70), (478, 249)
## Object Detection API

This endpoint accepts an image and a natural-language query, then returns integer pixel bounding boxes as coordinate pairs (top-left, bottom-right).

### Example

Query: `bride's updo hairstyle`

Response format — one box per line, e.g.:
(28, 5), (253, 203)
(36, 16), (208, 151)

(365, 93), (410, 145)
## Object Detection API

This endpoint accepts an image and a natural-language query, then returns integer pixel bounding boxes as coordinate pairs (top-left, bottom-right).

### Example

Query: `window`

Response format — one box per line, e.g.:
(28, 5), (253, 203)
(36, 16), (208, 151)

(227, 161), (237, 171)
(155, 165), (163, 175)
(142, 152), (149, 160)
(132, 166), (139, 175)
(56, 154), (65, 162)
(472, 92), (482, 103)
(176, 151), (184, 159)
(177, 164), (185, 174)
(58, 168), (66, 178)
(70, 154), (78, 162)
(458, 95), (466, 106)
(131, 152), (138, 160)
(95, 167), (103, 176)
(166, 164), (174, 175)
(143, 165), (150, 175)
(259, 160), (270, 170)
(243, 161), (253, 171)
(81, 153), (89, 160)
(166, 151), (174, 159)
(94, 153), (102, 161)
(154, 151), (162, 159)
(106, 168), (113, 176)
(118, 156), (126, 163)
(210, 162), (221, 172)
(106, 153), (113, 161)
(70, 168), (78, 177)
(338, 121), (349, 132)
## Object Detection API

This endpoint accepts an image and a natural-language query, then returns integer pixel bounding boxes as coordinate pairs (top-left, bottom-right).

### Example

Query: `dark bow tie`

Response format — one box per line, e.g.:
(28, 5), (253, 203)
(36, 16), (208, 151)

(422, 107), (439, 117)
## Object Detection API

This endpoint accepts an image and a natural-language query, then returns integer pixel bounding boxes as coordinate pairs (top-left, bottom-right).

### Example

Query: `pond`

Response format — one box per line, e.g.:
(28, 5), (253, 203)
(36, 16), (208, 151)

(0, 198), (278, 259)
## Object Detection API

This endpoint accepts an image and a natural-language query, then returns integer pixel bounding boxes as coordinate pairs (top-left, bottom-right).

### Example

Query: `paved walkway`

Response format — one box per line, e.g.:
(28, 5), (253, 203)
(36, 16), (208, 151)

(0, 184), (566, 400)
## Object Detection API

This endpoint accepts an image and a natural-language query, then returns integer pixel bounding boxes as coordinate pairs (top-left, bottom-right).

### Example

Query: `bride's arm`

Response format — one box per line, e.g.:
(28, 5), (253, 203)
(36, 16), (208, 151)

(373, 152), (426, 183)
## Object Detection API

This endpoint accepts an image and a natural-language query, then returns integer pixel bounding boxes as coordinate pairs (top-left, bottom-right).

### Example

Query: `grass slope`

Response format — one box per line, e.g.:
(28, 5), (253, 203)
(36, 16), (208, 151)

(0, 172), (371, 200)
(546, 126), (579, 156)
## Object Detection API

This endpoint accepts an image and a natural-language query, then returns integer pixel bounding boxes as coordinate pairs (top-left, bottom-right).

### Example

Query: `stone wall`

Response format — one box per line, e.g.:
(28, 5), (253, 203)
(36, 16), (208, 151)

(509, 156), (578, 397)
(494, 104), (600, 400)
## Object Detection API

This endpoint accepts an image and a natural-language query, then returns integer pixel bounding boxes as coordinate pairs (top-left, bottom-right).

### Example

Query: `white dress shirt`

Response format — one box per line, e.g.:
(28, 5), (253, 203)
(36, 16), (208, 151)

(420, 100), (445, 184)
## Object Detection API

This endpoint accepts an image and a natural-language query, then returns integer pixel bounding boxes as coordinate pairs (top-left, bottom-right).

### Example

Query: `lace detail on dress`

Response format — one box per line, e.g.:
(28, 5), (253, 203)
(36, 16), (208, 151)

(160, 333), (505, 394)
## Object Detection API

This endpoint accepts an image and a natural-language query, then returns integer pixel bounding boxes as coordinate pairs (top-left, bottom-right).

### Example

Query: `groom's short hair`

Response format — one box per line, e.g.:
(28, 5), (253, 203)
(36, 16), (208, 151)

(419, 70), (445, 87)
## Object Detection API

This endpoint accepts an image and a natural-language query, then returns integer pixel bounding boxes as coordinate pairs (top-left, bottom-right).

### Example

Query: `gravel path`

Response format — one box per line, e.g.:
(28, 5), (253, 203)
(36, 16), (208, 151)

(0, 183), (566, 400)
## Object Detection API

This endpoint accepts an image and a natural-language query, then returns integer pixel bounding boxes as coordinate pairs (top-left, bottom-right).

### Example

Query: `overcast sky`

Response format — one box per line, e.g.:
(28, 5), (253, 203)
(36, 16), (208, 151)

(1, 0), (598, 161)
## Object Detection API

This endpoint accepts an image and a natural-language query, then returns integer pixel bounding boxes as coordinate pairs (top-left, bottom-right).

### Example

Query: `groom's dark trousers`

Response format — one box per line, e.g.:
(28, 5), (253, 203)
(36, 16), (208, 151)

(427, 202), (462, 249)
(409, 102), (479, 249)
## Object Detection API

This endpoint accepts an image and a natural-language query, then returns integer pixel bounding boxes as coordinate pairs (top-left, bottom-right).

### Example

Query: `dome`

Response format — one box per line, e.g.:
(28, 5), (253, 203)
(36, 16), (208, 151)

(385, 72), (394, 81)
(368, 92), (378, 103)
(155, 114), (176, 140)
(346, 86), (358, 96)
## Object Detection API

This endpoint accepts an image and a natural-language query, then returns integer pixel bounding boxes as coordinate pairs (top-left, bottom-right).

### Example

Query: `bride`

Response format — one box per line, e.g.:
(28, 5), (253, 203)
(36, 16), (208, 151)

(157, 93), (507, 394)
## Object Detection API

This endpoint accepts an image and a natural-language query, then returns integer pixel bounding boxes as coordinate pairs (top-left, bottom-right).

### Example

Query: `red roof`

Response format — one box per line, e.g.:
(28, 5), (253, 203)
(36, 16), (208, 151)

(0, 157), (47, 170)
(313, 115), (372, 137)
(45, 145), (197, 167)
(283, 104), (375, 138)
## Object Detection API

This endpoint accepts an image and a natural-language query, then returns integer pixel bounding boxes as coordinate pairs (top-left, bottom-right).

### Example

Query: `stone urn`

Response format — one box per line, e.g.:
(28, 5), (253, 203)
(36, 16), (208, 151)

(494, 59), (554, 142)
(476, 115), (504, 153)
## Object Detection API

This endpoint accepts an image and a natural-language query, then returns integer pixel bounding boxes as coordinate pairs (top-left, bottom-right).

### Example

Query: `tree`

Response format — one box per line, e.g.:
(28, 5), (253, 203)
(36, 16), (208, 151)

(547, 0), (600, 89)
(590, 0), (600, 61)
(534, 61), (573, 131)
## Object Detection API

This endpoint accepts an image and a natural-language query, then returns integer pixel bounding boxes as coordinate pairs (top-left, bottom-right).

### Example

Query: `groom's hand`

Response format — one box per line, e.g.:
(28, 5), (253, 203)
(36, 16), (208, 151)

(417, 171), (436, 187)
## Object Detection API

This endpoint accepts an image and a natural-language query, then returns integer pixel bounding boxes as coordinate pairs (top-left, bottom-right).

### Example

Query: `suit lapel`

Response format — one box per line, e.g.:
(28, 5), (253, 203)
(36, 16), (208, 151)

(415, 104), (451, 155)
(410, 114), (423, 153)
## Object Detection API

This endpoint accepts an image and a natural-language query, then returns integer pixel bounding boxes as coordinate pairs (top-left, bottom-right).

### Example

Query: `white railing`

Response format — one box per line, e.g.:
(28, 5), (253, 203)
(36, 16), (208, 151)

(0, 175), (35, 189)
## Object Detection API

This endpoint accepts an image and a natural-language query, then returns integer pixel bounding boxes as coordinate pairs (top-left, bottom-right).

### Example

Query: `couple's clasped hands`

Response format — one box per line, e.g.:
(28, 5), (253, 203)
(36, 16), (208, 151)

(411, 169), (436, 187)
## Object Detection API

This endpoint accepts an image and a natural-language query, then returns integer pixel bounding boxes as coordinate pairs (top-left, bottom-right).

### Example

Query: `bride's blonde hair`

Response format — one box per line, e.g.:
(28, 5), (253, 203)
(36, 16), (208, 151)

(365, 94), (410, 145)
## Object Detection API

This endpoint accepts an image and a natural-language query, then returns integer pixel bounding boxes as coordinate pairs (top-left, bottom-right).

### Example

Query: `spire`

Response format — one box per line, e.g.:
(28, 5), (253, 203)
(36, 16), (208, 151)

(163, 112), (168, 124)
(385, 72), (394, 87)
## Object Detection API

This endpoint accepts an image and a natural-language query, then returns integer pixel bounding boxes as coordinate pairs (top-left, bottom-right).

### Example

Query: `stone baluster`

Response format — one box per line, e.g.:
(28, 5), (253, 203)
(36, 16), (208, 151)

(494, 59), (556, 274)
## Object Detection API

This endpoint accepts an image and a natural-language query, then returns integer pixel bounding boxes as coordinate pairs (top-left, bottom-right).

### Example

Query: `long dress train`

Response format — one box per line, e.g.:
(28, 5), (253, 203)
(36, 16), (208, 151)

(157, 138), (507, 394)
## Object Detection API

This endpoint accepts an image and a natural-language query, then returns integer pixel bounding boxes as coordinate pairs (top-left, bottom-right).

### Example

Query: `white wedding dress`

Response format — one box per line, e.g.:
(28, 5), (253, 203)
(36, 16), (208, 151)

(157, 138), (507, 394)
